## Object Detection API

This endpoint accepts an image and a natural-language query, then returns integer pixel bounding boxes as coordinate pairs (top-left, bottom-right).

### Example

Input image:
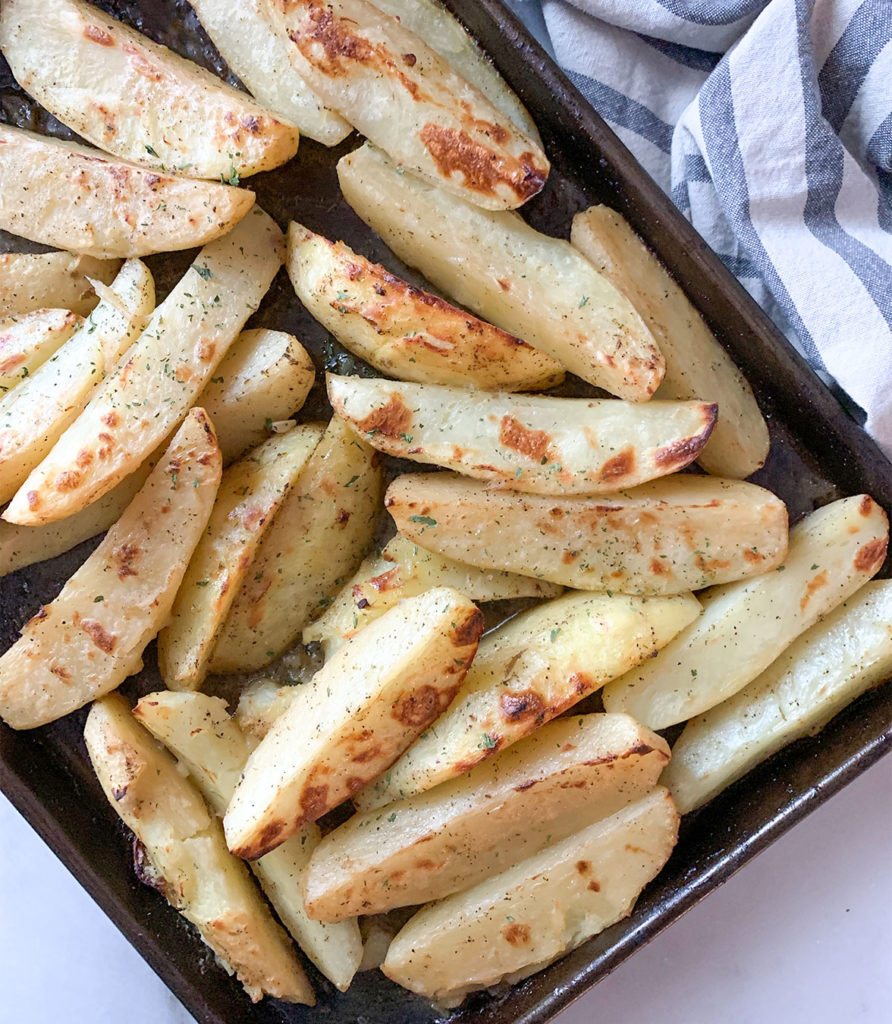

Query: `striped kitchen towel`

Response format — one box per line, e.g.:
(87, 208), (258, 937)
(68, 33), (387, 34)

(509, 0), (892, 460)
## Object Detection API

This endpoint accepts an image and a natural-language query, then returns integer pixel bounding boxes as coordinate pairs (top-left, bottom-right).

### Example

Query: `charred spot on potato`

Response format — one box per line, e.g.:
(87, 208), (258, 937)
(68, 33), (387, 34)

(115, 541), (141, 579)
(49, 663), (71, 684)
(355, 394), (412, 439)
(499, 414), (551, 462)
(26, 605), (48, 628)
(575, 860), (591, 875)
(335, 508), (351, 526)
(299, 784), (330, 823)
(599, 448), (635, 481)
(859, 495), (874, 516)
(501, 922), (531, 946)
(79, 617), (117, 653)
(588, 879), (601, 892)
(514, 778), (537, 792)
(855, 537), (887, 573)
(393, 685), (442, 728)
(291, 3), (377, 75)
(54, 470), (81, 492)
(369, 567), (401, 592)
(351, 744), (382, 764)
(450, 608), (485, 648)
(499, 689), (545, 724)
(84, 24), (114, 46)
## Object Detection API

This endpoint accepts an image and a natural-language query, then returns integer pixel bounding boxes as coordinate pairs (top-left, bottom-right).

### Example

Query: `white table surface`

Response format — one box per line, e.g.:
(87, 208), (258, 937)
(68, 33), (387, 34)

(2, 754), (890, 1024)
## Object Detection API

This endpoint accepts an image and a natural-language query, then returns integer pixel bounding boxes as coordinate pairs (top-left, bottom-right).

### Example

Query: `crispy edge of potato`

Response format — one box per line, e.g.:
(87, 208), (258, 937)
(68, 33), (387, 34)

(84, 693), (314, 1004)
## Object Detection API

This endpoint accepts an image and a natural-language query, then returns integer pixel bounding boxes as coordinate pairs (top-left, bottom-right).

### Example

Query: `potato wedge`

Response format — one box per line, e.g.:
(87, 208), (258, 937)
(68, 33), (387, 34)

(266, 0), (547, 210)
(223, 587), (485, 859)
(664, 580), (892, 813)
(303, 532), (562, 656)
(0, 354), (305, 580)
(0, 308), (82, 395)
(330, 374), (718, 494)
(0, 260), (152, 504)
(133, 691), (363, 991)
(186, 0), (350, 146)
(372, 0), (540, 143)
(0, 0), (300, 180)
(338, 144), (664, 400)
(572, 205), (769, 478)
(0, 251), (121, 318)
(84, 694), (313, 1004)
(200, 328), (316, 464)
(355, 589), (699, 810)
(305, 713), (669, 920)
(0, 125), (255, 258)
(287, 223), (562, 391)
(382, 787), (679, 1006)
(158, 425), (325, 691)
(387, 472), (788, 595)
(5, 208), (282, 525)
(601, 494), (889, 730)
(209, 417), (383, 673)
(0, 410), (220, 730)
(236, 679), (302, 742)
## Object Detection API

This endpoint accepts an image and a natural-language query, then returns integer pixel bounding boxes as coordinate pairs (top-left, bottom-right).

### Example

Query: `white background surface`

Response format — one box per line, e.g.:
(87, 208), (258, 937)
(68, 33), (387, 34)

(1, 755), (890, 1024)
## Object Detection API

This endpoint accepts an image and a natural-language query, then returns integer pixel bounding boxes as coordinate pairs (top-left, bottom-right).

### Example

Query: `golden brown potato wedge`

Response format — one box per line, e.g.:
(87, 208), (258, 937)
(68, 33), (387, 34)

(303, 532), (562, 657)
(0, 252), (121, 318)
(0, 308), (82, 395)
(338, 144), (664, 400)
(158, 425), (325, 692)
(133, 690), (363, 991)
(84, 694), (313, 1004)
(372, 0), (540, 143)
(0, 260), (154, 504)
(304, 713), (669, 920)
(602, 494), (889, 729)
(223, 587), (485, 859)
(5, 208), (282, 525)
(209, 417), (383, 673)
(387, 472), (788, 595)
(382, 787), (679, 1006)
(0, 0), (300, 180)
(571, 205), (769, 478)
(287, 224), (563, 391)
(330, 374), (717, 494)
(0, 410), (220, 730)
(186, 0), (351, 146)
(355, 589), (699, 810)
(266, 0), (548, 210)
(663, 580), (892, 813)
(200, 328), (316, 464)
(0, 125), (256, 258)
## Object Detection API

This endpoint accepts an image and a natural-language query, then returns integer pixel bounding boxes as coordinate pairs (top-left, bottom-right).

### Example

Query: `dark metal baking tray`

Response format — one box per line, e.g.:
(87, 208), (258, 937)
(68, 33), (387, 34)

(1, 1), (890, 1022)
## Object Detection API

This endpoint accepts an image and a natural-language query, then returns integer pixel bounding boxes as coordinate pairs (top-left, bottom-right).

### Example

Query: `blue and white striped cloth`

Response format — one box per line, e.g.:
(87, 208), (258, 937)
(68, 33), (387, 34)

(509, 0), (892, 460)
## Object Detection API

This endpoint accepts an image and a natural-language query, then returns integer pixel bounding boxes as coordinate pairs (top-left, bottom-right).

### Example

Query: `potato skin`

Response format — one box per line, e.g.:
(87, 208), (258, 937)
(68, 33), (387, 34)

(0, 125), (255, 258)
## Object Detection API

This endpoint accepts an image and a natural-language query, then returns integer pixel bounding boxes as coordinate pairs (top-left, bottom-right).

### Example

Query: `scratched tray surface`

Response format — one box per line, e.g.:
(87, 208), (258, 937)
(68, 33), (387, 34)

(1, 2), (891, 1023)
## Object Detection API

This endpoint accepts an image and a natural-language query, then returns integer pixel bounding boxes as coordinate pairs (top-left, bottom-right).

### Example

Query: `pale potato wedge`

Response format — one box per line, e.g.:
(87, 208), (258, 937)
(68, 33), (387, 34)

(601, 494), (889, 730)
(382, 787), (679, 1006)
(209, 417), (383, 673)
(133, 691), (363, 991)
(286, 223), (563, 391)
(330, 374), (718, 494)
(158, 425), (325, 692)
(0, 355), (304, 580)
(305, 713), (669, 920)
(664, 580), (892, 813)
(200, 328), (316, 464)
(572, 205), (769, 478)
(0, 410), (220, 730)
(0, 308), (82, 394)
(303, 532), (562, 657)
(84, 694), (313, 1004)
(5, 208), (283, 525)
(224, 587), (485, 859)
(387, 472), (788, 595)
(372, 0), (540, 143)
(338, 144), (664, 400)
(266, 0), (548, 210)
(0, 251), (121, 318)
(355, 589), (699, 810)
(186, 0), (351, 146)
(0, 124), (256, 258)
(0, 260), (152, 504)
(236, 679), (301, 742)
(0, 0), (300, 180)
